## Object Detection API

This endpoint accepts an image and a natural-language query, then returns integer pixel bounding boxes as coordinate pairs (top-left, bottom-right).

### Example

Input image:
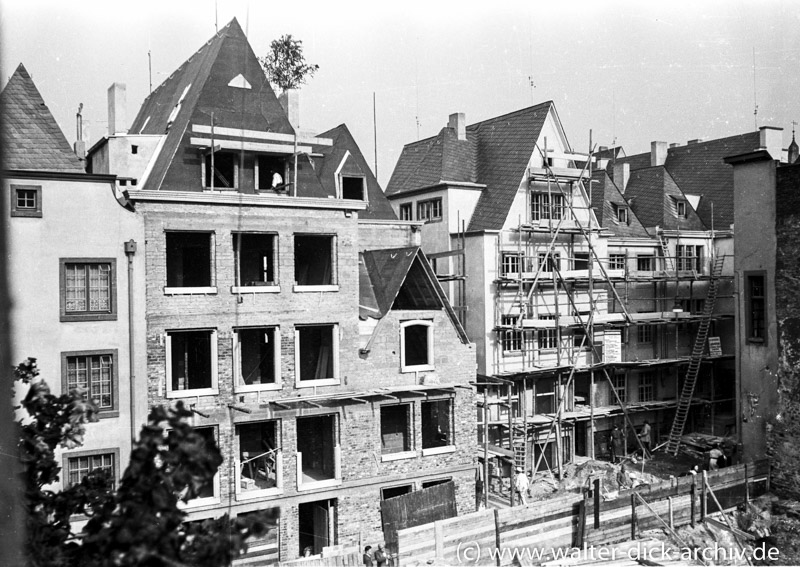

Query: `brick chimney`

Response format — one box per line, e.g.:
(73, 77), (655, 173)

(613, 162), (630, 193)
(650, 141), (668, 167)
(759, 126), (783, 160)
(448, 113), (466, 141)
(107, 83), (127, 135)
(279, 90), (300, 131)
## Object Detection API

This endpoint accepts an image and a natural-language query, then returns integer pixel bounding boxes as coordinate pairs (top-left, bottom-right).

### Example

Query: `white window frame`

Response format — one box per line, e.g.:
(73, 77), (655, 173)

(676, 200), (687, 218)
(501, 314), (523, 353)
(164, 231), (217, 295)
(616, 206), (628, 224)
(399, 203), (413, 221)
(609, 254), (626, 271)
(294, 324), (340, 387)
(501, 253), (522, 277)
(234, 420), (283, 501)
(400, 319), (435, 372)
(417, 198), (442, 222)
(531, 192), (564, 221)
(233, 327), (282, 392)
(165, 329), (219, 398)
(339, 174), (367, 202)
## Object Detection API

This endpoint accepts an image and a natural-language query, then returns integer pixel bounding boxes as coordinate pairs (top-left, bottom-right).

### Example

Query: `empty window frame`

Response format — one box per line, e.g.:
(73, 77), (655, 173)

(421, 399), (453, 450)
(204, 151), (237, 189)
(574, 252), (590, 271)
(746, 273), (766, 343)
(609, 254), (626, 271)
(531, 193), (564, 221)
(296, 414), (338, 483)
(295, 324), (338, 383)
(64, 449), (119, 489)
(166, 232), (213, 289)
(294, 234), (335, 286)
(612, 374), (627, 403)
(501, 315), (523, 353)
(256, 155), (286, 190)
(534, 377), (556, 414)
(236, 420), (280, 495)
(616, 206), (628, 224)
(676, 245), (703, 271)
(234, 233), (277, 287)
(680, 298), (706, 314)
(341, 176), (366, 200)
(417, 198), (442, 222)
(637, 325), (653, 344)
(537, 315), (557, 350)
(637, 255), (654, 271)
(62, 350), (118, 416)
(380, 404), (412, 455)
(501, 253), (522, 277)
(60, 259), (116, 321)
(638, 373), (655, 402)
(381, 484), (413, 500)
(166, 329), (218, 395)
(400, 320), (434, 371)
(537, 252), (560, 272)
(238, 509), (280, 554)
(676, 200), (687, 218)
(234, 327), (279, 390)
(421, 478), (451, 489)
(10, 184), (42, 217)
(573, 329), (589, 349)
(399, 203), (413, 221)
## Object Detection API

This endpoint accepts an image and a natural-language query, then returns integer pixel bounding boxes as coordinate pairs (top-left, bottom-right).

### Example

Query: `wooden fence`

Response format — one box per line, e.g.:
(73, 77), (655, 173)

(396, 460), (769, 566)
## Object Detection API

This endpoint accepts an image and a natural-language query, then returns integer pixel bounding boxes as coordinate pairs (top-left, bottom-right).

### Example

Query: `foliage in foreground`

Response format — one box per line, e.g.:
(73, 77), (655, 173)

(16, 358), (267, 567)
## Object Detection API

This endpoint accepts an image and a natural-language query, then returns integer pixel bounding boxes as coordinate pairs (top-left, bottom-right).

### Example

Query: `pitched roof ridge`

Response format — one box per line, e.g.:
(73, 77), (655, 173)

(466, 101), (553, 131)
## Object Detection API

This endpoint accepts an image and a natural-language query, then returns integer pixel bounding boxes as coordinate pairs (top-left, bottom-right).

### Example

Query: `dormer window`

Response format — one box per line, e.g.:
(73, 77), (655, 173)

(256, 155), (286, 191)
(616, 206), (628, 224)
(341, 176), (365, 200)
(676, 200), (687, 218)
(204, 151), (237, 190)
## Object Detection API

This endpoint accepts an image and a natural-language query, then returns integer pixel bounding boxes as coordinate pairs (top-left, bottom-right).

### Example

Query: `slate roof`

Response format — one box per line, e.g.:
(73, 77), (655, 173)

(128, 18), (295, 192)
(387, 102), (553, 232)
(589, 170), (649, 237)
(623, 166), (706, 232)
(613, 132), (761, 229)
(1, 63), (85, 172)
(312, 124), (396, 220)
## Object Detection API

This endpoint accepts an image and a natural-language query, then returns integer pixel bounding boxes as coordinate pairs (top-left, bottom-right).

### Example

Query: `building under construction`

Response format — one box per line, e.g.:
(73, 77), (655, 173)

(386, 104), (790, 498)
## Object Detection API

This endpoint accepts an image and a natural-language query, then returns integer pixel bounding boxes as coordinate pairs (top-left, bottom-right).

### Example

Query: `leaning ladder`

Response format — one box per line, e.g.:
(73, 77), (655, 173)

(512, 425), (527, 472)
(666, 256), (726, 455)
(659, 233), (674, 272)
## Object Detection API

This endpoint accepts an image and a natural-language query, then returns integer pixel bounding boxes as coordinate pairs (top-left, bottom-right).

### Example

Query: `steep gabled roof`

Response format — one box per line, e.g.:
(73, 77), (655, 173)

(590, 170), (649, 237)
(623, 166), (705, 231)
(387, 102), (552, 231)
(1, 63), (85, 172)
(359, 247), (469, 343)
(612, 132), (761, 229)
(313, 124), (397, 220)
(128, 18), (295, 192)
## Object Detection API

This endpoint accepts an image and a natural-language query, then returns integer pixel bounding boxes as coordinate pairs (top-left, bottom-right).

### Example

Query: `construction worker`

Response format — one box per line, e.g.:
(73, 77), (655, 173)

(638, 420), (652, 459)
(708, 443), (724, 470)
(514, 467), (529, 506)
(610, 425), (624, 463)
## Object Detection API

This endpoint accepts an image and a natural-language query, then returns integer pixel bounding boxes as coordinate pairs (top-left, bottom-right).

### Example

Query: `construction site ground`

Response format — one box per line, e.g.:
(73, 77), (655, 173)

(486, 451), (800, 566)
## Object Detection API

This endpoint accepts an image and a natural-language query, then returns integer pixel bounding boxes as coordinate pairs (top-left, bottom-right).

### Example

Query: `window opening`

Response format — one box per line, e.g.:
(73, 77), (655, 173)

(169, 330), (213, 392)
(67, 452), (115, 489)
(613, 374), (627, 403)
(235, 233), (276, 286)
(297, 325), (335, 381)
(421, 399), (452, 449)
(176, 426), (216, 499)
(537, 315), (557, 350)
(66, 353), (113, 410)
(676, 245), (703, 271)
(236, 327), (277, 387)
(399, 203), (413, 221)
(617, 206), (628, 224)
(637, 325), (653, 344)
(531, 193), (564, 221)
(501, 253), (522, 276)
(574, 252), (589, 271)
(676, 200), (687, 218)
(257, 155), (285, 190)
(204, 151), (236, 188)
(380, 404), (412, 454)
(297, 415), (337, 483)
(421, 479), (451, 489)
(166, 232), (212, 287)
(747, 274), (766, 342)
(538, 252), (560, 272)
(501, 314), (522, 352)
(403, 323), (431, 368)
(637, 255), (654, 271)
(638, 373), (655, 402)
(298, 499), (336, 556)
(294, 235), (334, 286)
(65, 262), (112, 314)
(341, 176), (365, 200)
(381, 485), (413, 500)
(417, 198), (442, 222)
(237, 421), (279, 493)
(534, 377), (555, 414)
(11, 185), (42, 217)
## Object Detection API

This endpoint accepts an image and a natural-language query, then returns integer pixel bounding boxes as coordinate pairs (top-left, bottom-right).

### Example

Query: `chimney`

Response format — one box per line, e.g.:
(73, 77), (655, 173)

(612, 162), (630, 193)
(759, 126), (783, 160)
(650, 141), (668, 167)
(107, 83), (127, 135)
(279, 90), (300, 131)
(448, 112), (466, 141)
(669, 143), (680, 148)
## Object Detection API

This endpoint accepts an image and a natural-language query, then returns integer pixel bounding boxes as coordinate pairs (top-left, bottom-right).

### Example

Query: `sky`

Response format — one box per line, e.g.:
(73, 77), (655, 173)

(2, 0), (799, 187)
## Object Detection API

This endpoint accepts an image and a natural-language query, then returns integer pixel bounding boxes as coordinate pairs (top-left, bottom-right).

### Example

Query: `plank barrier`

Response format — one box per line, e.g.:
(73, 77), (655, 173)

(395, 460), (769, 566)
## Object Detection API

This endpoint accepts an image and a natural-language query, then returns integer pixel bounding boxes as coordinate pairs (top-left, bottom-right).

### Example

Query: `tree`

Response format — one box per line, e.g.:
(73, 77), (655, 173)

(259, 34), (319, 92)
(16, 358), (268, 567)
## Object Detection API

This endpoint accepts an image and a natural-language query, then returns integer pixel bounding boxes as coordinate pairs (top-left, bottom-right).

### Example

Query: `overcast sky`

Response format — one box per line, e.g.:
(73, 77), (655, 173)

(2, 1), (799, 186)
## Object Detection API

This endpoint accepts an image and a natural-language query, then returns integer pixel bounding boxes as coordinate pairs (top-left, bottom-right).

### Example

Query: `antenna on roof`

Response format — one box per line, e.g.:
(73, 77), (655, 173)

(215, 0), (218, 33)
(753, 47), (758, 130)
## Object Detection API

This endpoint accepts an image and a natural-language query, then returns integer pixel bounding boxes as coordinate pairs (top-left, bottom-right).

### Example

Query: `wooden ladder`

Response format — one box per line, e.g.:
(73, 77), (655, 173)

(666, 256), (725, 455)
(659, 234), (674, 272)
